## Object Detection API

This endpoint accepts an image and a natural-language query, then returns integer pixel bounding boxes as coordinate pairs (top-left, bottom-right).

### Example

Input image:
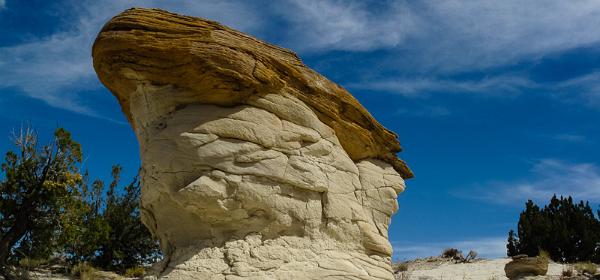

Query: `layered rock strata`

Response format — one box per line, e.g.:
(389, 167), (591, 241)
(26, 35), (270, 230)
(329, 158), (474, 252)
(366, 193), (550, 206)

(93, 8), (412, 280)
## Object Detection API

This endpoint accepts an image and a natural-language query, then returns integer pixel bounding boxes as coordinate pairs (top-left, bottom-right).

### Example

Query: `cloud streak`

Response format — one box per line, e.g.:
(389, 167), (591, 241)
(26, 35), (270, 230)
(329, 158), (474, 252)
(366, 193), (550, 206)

(464, 159), (600, 205)
(4, 0), (600, 117)
(0, 20), (100, 116)
(0, 0), (264, 120)
(395, 105), (451, 118)
(272, 1), (600, 71)
(348, 70), (600, 109)
(408, 1), (600, 72)
(550, 134), (589, 143)
(278, 0), (600, 107)
(273, 0), (419, 52)
(557, 71), (600, 107)
(347, 76), (535, 97)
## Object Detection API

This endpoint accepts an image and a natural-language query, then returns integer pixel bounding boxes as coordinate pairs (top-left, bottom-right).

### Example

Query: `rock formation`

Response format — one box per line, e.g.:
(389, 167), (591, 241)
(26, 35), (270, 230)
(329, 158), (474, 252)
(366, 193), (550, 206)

(93, 8), (412, 280)
(504, 255), (549, 279)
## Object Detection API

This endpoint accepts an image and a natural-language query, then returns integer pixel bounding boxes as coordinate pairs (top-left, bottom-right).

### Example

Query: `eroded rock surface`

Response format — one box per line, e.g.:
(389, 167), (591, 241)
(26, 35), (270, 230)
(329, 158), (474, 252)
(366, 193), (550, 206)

(93, 8), (412, 280)
(505, 256), (549, 279)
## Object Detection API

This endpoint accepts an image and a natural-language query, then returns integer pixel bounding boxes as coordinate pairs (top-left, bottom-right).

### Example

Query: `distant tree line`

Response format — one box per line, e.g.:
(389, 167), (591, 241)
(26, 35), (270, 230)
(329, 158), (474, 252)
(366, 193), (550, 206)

(0, 127), (160, 278)
(507, 195), (600, 263)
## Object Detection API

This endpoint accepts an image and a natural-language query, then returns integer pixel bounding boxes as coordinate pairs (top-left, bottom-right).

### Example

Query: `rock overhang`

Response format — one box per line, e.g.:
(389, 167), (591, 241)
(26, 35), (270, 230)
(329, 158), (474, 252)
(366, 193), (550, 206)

(92, 7), (412, 179)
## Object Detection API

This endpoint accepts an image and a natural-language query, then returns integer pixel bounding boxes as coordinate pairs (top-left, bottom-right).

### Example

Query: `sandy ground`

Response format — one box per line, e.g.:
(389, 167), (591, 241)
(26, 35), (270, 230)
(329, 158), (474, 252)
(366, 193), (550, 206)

(5, 258), (581, 280)
(395, 258), (568, 280)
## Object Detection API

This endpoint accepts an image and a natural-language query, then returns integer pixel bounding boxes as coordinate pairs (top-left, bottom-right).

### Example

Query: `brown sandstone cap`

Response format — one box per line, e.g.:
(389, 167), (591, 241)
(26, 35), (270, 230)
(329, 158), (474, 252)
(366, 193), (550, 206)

(92, 8), (413, 179)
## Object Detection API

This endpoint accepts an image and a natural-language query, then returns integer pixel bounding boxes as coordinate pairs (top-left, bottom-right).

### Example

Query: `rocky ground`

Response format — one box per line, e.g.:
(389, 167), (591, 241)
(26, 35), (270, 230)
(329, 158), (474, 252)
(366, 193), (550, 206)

(5, 257), (598, 279)
(394, 257), (598, 280)
(0, 266), (134, 280)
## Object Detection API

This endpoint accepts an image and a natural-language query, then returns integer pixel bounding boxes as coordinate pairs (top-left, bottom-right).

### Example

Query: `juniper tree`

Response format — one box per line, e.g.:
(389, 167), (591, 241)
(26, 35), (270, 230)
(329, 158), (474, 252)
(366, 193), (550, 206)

(93, 165), (161, 272)
(0, 128), (83, 272)
(506, 230), (519, 257)
(507, 195), (600, 262)
(0, 127), (160, 275)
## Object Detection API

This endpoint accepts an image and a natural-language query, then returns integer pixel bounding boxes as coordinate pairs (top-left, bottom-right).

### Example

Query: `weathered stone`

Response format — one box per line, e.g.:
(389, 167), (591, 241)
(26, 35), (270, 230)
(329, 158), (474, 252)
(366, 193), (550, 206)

(92, 8), (411, 179)
(504, 256), (549, 279)
(93, 7), (411, 280)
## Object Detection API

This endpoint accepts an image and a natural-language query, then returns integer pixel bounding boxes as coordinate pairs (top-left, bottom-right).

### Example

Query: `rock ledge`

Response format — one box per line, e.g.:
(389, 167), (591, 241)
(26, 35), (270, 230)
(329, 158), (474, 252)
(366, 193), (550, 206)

(93, 7), (412, 179)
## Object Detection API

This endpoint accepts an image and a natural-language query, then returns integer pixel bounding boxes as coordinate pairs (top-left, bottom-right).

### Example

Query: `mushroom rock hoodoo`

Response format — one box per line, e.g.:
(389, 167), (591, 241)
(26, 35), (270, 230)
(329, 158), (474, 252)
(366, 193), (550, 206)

(93, 8), (412, 280)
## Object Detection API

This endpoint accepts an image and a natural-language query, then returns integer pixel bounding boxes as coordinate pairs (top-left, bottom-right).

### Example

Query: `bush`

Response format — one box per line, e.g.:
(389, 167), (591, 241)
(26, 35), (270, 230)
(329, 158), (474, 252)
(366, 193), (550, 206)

(442, 248), (462, 259)
(99, 167), (161, 272)
(394, 262), (409, 272)
(561, 266), (574, 277)
(67, 165), (161, 272)
(125, 266), (145, 277)
(441, 248), (478, 263)
(464, 250), (478, 263)
(0, 127), (83, 273)
(0, 127), (162, 277)
(574, 262), (597, 275)
(71, 262), (97, 279)
(538, 250), (550, 261)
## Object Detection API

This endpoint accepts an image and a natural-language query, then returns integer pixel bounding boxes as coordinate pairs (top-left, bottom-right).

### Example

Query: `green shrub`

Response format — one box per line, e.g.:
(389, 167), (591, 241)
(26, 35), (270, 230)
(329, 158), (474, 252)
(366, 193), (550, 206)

(0, 127), (83, 269)
(0, 127), (161, 276)
(507, 196), (600, 262)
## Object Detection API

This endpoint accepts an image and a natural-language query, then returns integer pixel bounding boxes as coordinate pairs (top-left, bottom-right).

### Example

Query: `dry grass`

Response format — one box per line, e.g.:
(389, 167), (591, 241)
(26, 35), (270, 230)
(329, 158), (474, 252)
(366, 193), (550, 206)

(574, 262), (597, 275)
(18, 258), (48, 270)
(396, 271), (411, 280)
(125, 266), (146, 277)
(561, 266), (575, 278)
(538, 250), (551, 261)
(71, 262), (97, 280)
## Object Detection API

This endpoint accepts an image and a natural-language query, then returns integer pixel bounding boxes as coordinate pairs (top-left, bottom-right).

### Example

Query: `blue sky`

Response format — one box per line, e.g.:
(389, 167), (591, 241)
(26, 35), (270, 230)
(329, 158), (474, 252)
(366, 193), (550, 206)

(2, 0), (600, 260)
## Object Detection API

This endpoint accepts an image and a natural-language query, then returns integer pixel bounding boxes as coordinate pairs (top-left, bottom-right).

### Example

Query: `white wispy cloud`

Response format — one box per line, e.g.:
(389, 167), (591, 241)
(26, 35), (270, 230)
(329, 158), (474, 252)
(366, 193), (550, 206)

(556, 71), (600, 107)
(550, 134), (589, 143)
(464, 159), (600, 204)
(407, 1), (600, 72)
(279, 0), (600, 105)
(0, 0), (6, 10)
(393, 237), (507, 260)
(273, 0), (419, 52)
(0, 0), (263, 119)
(0, 21), (100, 116)
(348, 70), (600, 108)
(347, 76), (534, 97)
(395, 105), (451, 118)
(4, 0), (600, 117)
(273, 0), (600, 71)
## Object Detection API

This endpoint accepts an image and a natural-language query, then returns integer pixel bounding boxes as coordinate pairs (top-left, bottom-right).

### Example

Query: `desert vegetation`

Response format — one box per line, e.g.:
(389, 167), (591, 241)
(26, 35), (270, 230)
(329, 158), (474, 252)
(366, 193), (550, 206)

(441, 248), (478, 263)
(507, 196), (600, 263)
(0, 127), (160, 279)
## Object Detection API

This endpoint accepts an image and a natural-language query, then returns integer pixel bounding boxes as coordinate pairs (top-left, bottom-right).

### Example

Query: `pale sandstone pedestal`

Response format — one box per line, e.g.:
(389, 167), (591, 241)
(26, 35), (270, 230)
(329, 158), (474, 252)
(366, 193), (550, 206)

(93, 8), (412, 280)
